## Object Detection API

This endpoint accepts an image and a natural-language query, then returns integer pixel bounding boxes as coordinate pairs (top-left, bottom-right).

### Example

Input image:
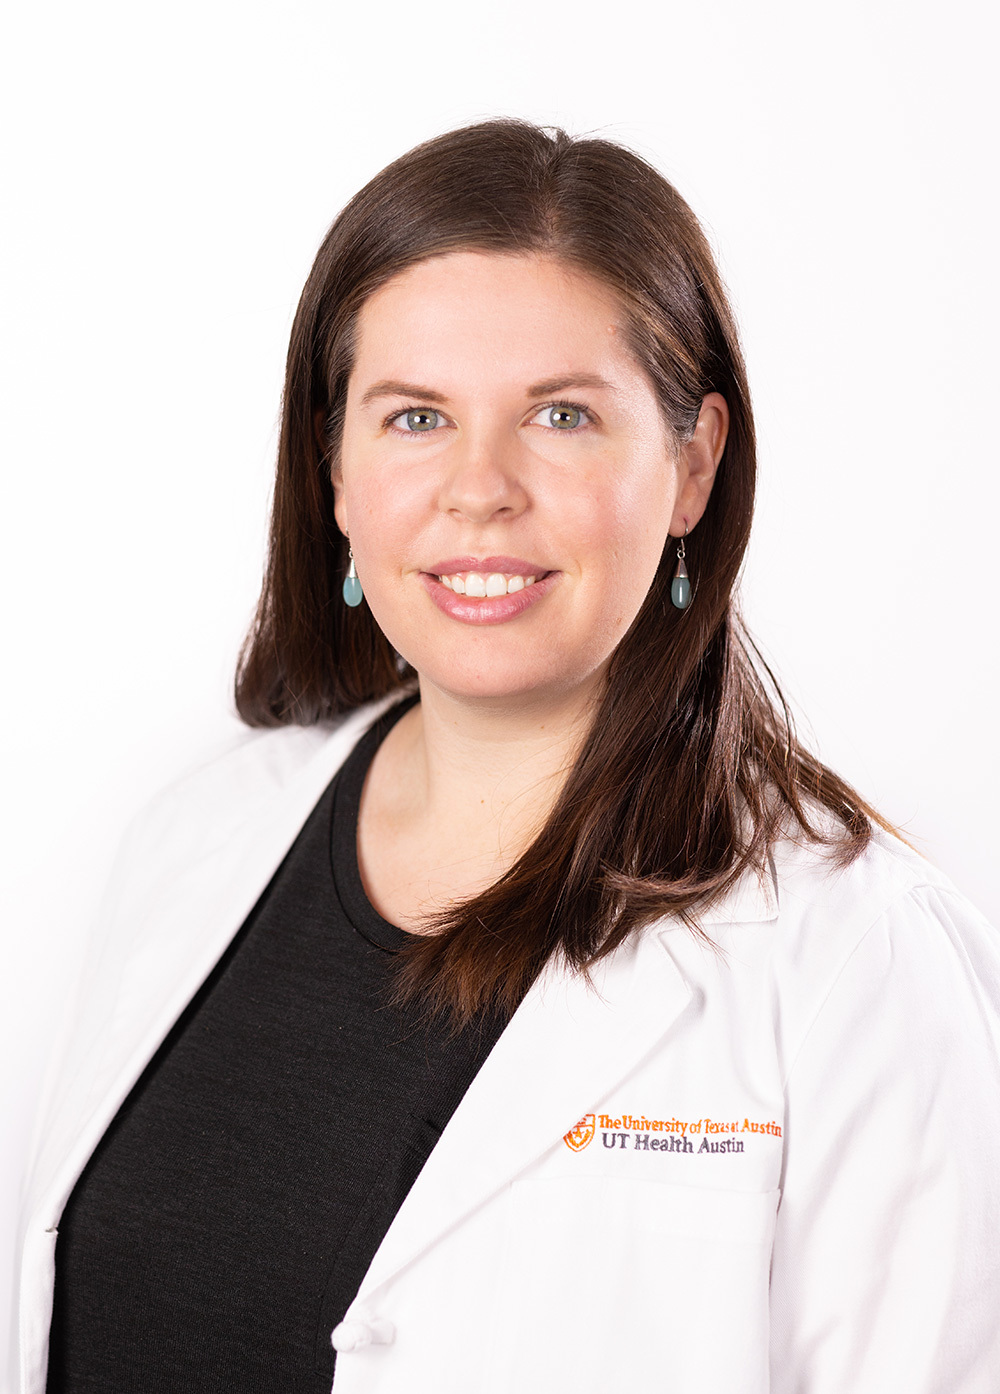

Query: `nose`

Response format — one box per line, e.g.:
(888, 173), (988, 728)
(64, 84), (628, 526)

(436, 428), (529, 524)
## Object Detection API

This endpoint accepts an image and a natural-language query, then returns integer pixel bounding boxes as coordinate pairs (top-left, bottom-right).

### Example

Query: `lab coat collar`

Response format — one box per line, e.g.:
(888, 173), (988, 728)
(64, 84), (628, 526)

(696, 853), (780, 925)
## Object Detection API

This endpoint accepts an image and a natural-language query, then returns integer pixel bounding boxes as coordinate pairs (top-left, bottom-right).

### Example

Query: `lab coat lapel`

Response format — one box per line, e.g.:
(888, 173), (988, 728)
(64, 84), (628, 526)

(355, 921), (693, 1301)
(23, 703), (394, 1228)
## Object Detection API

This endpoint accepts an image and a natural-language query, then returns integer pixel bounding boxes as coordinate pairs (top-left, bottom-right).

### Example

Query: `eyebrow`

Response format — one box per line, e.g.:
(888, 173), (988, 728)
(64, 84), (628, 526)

(526, 373), (616, 397)
(359, 373), (617, 407)
(360, 380), (448, 407)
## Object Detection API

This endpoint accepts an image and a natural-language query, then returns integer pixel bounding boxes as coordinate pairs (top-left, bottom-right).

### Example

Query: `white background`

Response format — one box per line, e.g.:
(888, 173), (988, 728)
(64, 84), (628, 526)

(2, 0), (997, 1332)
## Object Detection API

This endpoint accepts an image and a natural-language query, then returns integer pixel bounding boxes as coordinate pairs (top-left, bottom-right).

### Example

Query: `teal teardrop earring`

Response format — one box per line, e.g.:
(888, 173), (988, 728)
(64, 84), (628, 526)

(342, 545), (363, 608)
(670, 532), (692, 610)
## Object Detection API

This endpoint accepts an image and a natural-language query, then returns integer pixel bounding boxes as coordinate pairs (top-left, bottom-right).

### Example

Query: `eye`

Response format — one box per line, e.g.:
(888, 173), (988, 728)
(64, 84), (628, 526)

(529, 402), (589, 431)
(390, 407), (443, 433)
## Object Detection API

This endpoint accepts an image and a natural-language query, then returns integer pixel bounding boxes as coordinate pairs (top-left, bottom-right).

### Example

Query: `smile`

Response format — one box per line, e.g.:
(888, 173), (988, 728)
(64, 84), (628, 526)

(421, 559), (558, 625)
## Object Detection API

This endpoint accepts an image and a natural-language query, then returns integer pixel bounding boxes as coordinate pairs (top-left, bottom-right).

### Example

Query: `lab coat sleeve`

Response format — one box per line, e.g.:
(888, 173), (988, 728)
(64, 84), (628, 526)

(768, 884), (1000, 1393)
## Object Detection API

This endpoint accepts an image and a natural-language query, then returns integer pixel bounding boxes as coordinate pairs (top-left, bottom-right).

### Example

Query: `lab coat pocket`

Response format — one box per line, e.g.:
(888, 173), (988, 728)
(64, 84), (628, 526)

(486, 1177), (778, 1393)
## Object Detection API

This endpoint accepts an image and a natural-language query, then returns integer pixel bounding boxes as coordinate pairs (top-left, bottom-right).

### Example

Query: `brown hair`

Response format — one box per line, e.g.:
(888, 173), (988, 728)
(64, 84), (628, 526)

(237, 118), (886, 1022)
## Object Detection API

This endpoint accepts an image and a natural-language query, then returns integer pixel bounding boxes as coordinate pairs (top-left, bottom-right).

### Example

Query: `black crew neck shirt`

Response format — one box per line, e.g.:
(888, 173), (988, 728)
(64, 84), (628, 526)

(47, 700), (512, 1393)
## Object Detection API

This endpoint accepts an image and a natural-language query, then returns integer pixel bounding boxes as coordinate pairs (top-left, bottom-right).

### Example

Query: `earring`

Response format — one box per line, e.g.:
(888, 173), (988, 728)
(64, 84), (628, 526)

(342, 545), (363, 608)
(670, 531), (692, 610)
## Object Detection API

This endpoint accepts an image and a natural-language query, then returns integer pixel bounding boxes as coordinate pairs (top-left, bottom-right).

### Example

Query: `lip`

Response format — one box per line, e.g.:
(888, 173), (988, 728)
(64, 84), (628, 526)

(427, 556), (550, 579)
(420, 568), (560, 625)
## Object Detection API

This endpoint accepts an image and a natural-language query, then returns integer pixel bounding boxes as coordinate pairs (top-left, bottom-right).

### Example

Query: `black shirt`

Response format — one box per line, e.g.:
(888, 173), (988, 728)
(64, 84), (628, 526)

(47, 702), (511, 1393)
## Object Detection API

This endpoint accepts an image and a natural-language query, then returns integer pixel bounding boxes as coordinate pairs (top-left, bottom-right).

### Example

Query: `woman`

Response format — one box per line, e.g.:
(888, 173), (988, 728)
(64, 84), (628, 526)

(13, 119), (1000, 1393)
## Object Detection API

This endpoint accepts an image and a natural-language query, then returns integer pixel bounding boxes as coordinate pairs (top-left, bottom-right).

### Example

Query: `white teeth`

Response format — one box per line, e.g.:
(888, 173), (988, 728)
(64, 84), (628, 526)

(437, 571), (542, 596)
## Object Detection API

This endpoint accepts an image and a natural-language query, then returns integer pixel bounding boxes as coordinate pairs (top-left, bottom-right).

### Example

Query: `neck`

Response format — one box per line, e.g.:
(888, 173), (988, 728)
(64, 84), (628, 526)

(356, 677), (602, 931)
(384, 678), (600, 862)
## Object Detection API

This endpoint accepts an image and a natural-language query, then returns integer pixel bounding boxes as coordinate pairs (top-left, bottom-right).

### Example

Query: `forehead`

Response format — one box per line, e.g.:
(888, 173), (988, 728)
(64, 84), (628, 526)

(350, 251), (633, 385)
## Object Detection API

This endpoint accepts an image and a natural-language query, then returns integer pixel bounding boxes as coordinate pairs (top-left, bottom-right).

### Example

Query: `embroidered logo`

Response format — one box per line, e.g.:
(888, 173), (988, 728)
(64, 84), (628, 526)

(563, 1113), (596, 1151)
(566, 1111), (783, 1156)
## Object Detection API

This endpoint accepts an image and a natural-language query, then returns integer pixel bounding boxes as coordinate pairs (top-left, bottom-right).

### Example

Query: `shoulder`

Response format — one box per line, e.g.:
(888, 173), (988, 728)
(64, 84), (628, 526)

(110, 694), (408, 878)
(57, 694), (411, 1029)
(766, 825), (1000, 1078)
(769, 821), (994, 958)
(687, 822), (999, 1085)
(703, 813), (992, 968)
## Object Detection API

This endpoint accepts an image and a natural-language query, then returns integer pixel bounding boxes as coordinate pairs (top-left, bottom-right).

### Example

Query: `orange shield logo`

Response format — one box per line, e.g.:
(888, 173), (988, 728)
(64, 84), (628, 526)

(564, 1113), (595, 1151)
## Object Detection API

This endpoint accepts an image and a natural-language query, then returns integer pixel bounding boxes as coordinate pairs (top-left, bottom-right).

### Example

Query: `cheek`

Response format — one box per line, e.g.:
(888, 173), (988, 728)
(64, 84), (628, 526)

(561, 455), (676, 574)
(337, 412), (426, 536)
(339, 459), (427, 554)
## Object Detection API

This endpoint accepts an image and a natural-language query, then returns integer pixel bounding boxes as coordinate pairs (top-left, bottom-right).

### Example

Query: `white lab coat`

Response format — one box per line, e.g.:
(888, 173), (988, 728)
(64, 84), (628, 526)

(8, 697), (1000, 1393)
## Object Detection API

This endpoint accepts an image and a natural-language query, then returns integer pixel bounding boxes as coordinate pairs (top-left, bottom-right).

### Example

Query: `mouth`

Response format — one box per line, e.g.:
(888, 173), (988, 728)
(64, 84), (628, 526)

(425, 556), (552, 598)
(421, 557), (558, 624)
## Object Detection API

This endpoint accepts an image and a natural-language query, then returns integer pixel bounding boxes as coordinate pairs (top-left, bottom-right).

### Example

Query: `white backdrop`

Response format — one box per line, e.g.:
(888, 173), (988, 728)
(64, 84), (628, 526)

(3, 0), (997, 1333)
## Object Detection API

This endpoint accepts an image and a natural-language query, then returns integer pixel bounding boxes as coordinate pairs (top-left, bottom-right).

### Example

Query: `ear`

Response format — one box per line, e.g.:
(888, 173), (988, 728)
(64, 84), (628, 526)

(331, 487), (347, 535)
(316, 406), (350, 537)
(670, 392), (729, 535)
(332, 477), (348, 538)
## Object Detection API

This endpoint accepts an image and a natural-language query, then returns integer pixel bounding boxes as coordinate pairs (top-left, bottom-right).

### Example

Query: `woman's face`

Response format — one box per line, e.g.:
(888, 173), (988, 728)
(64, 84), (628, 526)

(335, 251), (724, 708)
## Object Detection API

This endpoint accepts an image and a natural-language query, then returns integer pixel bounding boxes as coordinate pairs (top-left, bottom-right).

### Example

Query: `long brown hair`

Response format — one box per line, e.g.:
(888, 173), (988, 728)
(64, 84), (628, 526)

(237, 118), (886, 1022)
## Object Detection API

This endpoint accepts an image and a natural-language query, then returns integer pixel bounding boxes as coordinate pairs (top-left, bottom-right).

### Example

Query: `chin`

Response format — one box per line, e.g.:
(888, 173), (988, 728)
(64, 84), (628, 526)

(379, 619), (607, 708)
(420, 669), (557, 703)
(409, 652), (603, 709)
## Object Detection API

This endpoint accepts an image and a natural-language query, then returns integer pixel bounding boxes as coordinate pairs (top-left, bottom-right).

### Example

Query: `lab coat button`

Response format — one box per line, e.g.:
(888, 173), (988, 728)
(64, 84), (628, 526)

(331, 1317), (396, 1352)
